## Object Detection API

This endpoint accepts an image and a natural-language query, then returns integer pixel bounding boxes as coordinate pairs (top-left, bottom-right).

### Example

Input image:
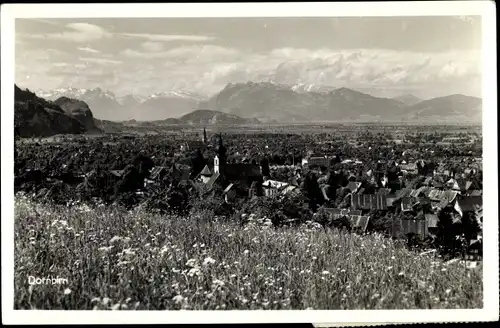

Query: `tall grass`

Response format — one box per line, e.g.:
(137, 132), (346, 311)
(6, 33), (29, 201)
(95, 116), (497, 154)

(14, 195), (482, 310)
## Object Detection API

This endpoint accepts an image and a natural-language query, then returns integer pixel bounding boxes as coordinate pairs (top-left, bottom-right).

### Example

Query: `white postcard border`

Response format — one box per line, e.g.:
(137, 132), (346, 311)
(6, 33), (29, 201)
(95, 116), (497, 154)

(2, 1), (498, 324)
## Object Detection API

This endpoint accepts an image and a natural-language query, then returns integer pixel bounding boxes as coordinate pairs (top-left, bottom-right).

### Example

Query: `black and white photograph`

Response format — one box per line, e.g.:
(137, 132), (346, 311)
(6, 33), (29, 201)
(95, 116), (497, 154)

(1, 1), (498, 325)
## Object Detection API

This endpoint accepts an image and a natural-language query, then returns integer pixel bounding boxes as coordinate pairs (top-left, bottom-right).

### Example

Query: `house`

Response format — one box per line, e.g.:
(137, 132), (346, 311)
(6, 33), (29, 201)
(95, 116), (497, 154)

(324, 208), (362, 218)
(281, 185), (301, 196)
(262, 179), (289, 197)
(347, 181), (362, 193)
(198, 165), (212, 183)
(180, 140), (206, 152)
(393, 217), (428, 237)
(248, 181), (263, 198)
(425, 213), (439, 234)
(454, 196), (482, 218)
(400, 197), (416, 212)
(149, 166), (168, 181)
(468, 190), (482, 197)
(351, 194), (388, 211)
(306, 156), (330, 168)
(106, 169), (124, 188)
(400, 162), (418, 174)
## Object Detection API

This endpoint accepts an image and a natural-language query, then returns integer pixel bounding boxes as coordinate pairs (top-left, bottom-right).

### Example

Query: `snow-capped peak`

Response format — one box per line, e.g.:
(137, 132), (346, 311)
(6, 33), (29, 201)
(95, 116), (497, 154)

(150, 90), (209, 101)
(34, 87), (117, 101)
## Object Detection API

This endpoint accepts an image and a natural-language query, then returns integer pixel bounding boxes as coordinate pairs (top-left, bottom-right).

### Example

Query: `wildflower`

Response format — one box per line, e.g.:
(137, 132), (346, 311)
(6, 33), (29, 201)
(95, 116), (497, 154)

(321, 270), (330, 275)
(391, 256), (395, 260)
(187, 267), (201, 277)
(212, 279), (225, 287)
(186, 258), (198, 268)
(398, 272), (404, 276)
(203, 257), (216, 266)
(445, 289), (452, 294)
(63, 288), (72, 295)
(243, 249), (250, 255)
(312, 256), (318, 260)
(172, 295), (184, 304)
(159, 246), (169, 255)
(441, 268), (447, 272)
(386, 266), (393, 270)
(123, 248), (136, 256)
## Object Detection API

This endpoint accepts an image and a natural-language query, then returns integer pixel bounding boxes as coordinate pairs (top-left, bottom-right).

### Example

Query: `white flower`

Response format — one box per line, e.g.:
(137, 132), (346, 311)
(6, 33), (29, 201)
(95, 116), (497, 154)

(243, 249), (250, 255)
(212, 279), (225, 287)
(321, 270), (330, 275)
(187, 267), (201, 277)
(186, 258), (198, 268)
(172, 295), (184, 304)
(203, 257), (216, 266)
(63, 288), (72, 295)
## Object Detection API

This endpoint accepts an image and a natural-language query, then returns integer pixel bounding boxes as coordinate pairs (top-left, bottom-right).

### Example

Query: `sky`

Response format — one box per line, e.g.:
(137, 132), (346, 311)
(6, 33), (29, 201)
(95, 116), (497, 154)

(15, 16), (482, 99)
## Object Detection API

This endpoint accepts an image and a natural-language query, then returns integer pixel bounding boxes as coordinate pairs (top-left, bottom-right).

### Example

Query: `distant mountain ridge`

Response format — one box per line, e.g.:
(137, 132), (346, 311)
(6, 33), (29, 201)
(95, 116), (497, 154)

(179, 109), (260, 125)
(14, 85), (100, 137)
(393, 94), (423, 106)
(32, 83), (482, 124)
(403, 94), (482, 123)
(35, 87), (210, 122)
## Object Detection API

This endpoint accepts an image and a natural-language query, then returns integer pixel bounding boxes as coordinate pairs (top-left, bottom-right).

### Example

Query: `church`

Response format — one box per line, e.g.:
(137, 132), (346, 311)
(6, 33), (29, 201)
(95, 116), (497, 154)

(196, 133), (264, 198)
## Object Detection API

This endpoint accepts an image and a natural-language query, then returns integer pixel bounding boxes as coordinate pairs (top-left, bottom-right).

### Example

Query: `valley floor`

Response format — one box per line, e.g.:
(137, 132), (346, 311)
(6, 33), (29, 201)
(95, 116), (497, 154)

(14, 196), (482, 310)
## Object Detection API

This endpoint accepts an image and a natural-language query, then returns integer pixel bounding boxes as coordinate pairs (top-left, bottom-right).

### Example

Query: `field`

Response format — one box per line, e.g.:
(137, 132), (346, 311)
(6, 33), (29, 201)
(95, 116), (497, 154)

(14, 195), (483, 310)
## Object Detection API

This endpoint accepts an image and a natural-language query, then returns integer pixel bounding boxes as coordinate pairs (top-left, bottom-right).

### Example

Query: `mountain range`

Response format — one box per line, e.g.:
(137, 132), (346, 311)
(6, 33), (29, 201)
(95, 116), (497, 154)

(35, 87), (208, 122)
(14, 85), (100, 137)
(33, 82), (482, 124)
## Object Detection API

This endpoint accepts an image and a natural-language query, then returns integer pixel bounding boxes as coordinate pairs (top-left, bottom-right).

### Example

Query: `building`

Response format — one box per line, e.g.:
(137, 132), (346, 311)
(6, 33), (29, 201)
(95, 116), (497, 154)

(302, 155), (330, 168)
(262, 179), (289, 197)
(201, 134), (263, 195)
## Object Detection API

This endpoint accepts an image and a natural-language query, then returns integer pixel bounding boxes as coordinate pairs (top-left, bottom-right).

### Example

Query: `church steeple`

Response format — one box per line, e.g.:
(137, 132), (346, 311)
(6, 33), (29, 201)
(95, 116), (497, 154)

(214, 133), (227, 175)
(217, 133), (226, 158)
(203, 127), (207, 144)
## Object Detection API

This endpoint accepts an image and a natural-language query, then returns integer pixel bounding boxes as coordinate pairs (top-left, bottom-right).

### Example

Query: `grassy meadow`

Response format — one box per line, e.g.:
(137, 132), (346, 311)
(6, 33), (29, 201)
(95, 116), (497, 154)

(14, 195), (483, 310)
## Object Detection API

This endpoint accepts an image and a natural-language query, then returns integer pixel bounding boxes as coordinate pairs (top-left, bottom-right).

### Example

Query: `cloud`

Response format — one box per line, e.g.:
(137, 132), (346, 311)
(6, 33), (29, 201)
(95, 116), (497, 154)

(26, 23), (112, 43)
(77, 46), (100, 54)
(141, 42), (164, 52)
(78, 57), (123, 65)
(16, 41), (481, 99)
(121, 33), (215, 42)
(120, 45), (240, 62)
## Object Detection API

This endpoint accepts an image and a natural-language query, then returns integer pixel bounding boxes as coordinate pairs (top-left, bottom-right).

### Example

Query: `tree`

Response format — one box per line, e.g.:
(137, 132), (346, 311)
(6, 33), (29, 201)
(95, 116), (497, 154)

(190, 149), (206, 177)
(260, 157), (270, 177)
(302, 172), (324, 212)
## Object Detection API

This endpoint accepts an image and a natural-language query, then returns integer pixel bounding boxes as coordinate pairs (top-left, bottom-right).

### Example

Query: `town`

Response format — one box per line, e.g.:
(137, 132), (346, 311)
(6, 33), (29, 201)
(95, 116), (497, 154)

(15, 124), (483, 259)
